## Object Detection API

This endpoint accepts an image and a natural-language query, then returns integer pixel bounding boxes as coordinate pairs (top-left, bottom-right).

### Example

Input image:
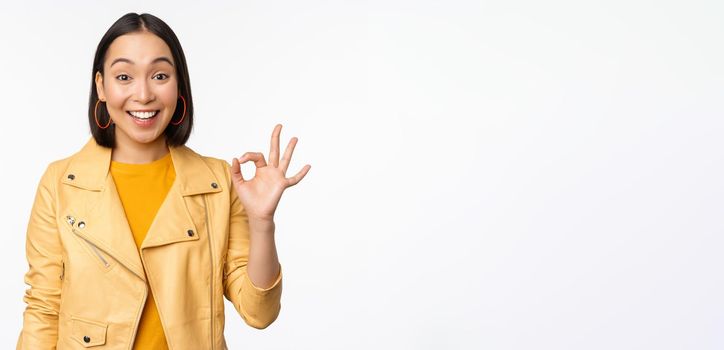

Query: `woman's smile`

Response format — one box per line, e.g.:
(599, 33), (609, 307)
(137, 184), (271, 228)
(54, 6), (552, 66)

(126, 109), (161, 127)
(127, 109), (161, 126)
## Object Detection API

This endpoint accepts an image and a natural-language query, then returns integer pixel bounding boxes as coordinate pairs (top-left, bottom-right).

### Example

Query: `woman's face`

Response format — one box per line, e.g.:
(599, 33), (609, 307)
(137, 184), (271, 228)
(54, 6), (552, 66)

(95, 31), (178, 146)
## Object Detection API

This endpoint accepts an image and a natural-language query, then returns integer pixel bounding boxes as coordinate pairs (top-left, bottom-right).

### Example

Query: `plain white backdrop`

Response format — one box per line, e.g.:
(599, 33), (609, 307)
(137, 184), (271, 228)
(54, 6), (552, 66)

(1, 0), (722, 349)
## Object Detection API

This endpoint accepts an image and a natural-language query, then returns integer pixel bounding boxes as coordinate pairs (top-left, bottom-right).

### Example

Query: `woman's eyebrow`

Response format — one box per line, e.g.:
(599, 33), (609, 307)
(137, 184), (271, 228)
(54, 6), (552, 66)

(110, 56), (174, 67)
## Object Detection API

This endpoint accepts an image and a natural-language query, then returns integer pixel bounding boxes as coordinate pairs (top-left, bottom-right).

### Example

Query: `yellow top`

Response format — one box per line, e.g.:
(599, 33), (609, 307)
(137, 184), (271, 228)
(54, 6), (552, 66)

(110, 151), (174, 350)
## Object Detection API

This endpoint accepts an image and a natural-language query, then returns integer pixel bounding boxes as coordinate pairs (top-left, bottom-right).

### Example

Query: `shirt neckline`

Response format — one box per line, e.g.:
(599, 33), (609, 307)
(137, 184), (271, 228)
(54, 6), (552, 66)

(110, 152), (172, 172)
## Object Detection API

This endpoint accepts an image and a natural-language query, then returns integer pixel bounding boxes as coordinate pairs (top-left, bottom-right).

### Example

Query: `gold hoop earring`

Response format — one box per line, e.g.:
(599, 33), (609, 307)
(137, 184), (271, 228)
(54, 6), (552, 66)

(94, 99), (112, 129)
(171, 95), (187, 126)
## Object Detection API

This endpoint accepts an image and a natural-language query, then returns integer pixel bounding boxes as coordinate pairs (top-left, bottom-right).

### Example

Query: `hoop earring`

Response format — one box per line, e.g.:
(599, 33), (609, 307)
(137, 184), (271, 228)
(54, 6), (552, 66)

(94, 99), (112, 129)
(171, 95), (187, 126)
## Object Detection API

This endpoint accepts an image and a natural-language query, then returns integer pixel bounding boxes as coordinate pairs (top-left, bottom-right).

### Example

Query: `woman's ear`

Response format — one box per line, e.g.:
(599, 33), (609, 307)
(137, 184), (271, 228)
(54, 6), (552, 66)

(95, 71), (106, 101)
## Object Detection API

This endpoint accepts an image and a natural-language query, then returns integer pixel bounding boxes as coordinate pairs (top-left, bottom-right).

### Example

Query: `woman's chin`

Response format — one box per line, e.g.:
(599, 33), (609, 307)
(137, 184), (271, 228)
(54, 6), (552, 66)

(115, 126), (165, 145)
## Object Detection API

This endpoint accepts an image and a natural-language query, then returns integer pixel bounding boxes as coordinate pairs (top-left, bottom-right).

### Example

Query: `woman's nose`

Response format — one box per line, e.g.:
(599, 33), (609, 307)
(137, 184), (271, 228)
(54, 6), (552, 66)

(133, 79), (155, 103)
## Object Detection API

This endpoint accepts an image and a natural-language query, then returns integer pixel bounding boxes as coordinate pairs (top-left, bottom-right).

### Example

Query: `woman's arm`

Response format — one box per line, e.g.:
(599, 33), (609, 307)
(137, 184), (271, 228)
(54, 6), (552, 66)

(247, 218), (281, 289)
(222, 160), (283, 330)
(222, 124), (309, 329)
(17, 163), (63, 349)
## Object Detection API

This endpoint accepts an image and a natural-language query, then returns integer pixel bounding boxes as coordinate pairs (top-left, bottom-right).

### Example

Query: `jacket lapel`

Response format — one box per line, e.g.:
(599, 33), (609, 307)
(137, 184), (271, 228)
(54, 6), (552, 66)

(140, 138), (223, 250)
(60, 137), (223, 281)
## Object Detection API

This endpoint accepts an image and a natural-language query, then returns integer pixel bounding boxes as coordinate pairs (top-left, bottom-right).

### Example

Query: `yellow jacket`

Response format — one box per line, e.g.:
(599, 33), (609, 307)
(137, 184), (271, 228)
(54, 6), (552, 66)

(17, 136), (283, 349)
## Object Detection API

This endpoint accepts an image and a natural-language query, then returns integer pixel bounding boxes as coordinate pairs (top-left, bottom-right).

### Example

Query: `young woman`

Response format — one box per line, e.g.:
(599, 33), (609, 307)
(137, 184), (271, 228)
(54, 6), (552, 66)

(16, 12), (310, 349)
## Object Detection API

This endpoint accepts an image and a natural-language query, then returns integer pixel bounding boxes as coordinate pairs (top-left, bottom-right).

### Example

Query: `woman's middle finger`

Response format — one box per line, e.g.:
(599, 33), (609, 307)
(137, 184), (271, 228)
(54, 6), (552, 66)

(269, 124), (282, 167)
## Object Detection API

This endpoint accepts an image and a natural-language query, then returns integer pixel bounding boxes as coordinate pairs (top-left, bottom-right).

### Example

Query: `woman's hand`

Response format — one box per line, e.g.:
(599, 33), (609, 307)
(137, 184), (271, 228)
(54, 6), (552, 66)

(230, 124), (311, 223)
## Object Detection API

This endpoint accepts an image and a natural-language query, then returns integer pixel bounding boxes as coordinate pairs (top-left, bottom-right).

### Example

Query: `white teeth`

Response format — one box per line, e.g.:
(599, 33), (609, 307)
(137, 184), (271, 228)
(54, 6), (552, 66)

(128, 110), (158, 119)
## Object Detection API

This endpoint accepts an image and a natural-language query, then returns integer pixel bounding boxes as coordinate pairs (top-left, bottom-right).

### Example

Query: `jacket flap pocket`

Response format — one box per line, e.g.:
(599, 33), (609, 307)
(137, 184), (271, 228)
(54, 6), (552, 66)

(70, 316), (107, 347)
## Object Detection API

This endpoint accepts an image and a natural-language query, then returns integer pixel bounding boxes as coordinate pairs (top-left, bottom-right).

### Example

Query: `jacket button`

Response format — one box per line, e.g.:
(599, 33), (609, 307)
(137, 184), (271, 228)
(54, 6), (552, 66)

(83, 335), (90, 343)
(187, 229), (194, 237)
(211, 182), (218, 188)
(78, 221), (86, 229)
(67, 174), (75, 180)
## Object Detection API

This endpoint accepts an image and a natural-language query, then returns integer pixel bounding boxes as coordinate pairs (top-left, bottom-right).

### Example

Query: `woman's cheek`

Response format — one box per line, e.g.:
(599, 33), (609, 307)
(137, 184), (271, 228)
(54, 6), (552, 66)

(159, 83), (178, 103)
(106, 84), (129, 106)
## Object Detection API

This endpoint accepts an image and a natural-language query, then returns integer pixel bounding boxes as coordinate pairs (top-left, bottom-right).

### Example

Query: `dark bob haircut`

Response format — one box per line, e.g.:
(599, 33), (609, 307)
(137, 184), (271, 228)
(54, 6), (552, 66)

(88, 12), (193, 148)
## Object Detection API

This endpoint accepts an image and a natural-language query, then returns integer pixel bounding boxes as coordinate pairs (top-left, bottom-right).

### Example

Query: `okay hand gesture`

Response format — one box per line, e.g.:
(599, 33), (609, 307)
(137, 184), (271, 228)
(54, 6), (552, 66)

(229, 124), (311, 222)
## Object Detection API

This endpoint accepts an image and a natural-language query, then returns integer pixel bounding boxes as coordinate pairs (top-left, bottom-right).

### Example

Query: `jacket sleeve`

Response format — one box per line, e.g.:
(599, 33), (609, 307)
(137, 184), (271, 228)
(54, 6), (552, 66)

(221, 160), (283, 329)
(17, 163), (63, 349)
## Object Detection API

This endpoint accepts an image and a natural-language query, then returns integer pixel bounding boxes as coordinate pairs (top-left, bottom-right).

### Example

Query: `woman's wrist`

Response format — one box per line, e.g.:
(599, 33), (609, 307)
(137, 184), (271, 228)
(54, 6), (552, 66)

(249, 217), (275, 237)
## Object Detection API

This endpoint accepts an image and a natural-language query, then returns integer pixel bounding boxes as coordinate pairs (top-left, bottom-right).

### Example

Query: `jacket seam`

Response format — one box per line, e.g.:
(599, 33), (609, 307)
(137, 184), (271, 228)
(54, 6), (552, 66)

(204, 194), (216, 350)
(141, 248), (173, 349)
(127, 280), (148, 350)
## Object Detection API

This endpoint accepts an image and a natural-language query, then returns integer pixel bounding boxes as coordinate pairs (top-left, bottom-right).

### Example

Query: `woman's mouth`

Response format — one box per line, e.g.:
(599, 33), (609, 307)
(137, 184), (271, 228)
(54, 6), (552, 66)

(126, 110), (160, 127)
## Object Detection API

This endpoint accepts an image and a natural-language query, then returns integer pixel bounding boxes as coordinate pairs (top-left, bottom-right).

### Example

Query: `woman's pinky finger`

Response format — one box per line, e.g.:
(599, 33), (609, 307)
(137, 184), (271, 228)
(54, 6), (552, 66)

(286, 164), (311, 187)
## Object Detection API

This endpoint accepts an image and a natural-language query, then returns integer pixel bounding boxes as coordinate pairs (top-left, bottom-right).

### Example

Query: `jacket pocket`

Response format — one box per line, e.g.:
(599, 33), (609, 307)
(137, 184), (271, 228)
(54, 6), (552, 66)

(70, 315), (107, 347)
(65, 213), (114, 272)
(80, 235), (111, 268)
(72, 230), (115, 272)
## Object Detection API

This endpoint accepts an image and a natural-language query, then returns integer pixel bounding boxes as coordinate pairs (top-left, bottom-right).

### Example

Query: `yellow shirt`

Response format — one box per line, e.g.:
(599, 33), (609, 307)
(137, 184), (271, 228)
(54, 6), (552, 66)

(110, 151), (174, 350)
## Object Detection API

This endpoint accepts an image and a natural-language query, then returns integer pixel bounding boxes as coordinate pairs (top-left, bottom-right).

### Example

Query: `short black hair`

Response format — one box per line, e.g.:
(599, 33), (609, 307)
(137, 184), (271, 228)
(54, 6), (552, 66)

(88, 12), (193, 148)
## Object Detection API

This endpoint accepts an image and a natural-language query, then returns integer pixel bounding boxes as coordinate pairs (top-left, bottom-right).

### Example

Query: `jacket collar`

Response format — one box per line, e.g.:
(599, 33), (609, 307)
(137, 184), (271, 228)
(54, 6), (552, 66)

(59, 136), (223, 281)
(61, 136), (222, 196)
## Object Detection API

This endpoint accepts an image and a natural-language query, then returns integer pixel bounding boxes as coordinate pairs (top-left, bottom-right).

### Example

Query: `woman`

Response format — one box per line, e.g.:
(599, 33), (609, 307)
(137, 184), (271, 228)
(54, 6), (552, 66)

(16, 12), (310, 349)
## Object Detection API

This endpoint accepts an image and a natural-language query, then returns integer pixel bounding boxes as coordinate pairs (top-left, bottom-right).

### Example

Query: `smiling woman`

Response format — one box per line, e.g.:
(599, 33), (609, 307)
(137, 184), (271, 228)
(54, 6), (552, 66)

(17, 12), (310, 350)
(89, 14), (194, 163)
(95, 31), (184, 163)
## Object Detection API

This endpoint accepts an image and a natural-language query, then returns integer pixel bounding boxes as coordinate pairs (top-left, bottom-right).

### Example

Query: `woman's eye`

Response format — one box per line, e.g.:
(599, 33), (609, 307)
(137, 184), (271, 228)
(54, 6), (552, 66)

(116, 74), (130, 81)
(153, 73), (168, 80)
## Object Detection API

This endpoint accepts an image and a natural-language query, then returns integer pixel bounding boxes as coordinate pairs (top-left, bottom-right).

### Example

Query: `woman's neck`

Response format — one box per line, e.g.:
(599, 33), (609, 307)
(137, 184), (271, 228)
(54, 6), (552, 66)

(111, 133), (170, 164)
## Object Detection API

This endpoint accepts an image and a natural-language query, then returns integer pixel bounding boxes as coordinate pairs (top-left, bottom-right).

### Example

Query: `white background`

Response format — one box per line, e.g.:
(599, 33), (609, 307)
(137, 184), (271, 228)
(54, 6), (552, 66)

(1, 0), (722, 349)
